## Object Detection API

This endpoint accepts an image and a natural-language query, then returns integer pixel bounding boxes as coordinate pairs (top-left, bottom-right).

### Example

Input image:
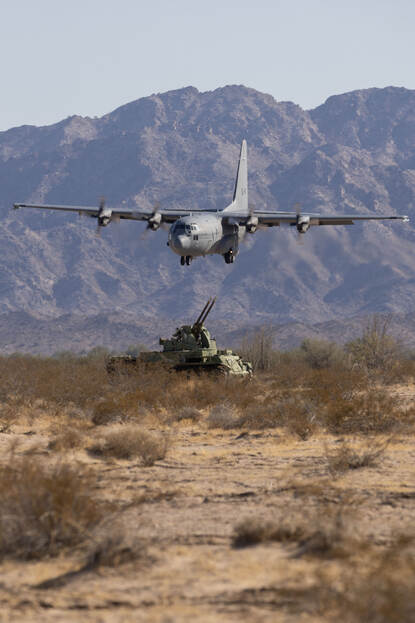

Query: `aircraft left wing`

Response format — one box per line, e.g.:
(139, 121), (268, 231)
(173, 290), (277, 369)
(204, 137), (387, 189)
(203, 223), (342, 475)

(223, 210), (410, 229)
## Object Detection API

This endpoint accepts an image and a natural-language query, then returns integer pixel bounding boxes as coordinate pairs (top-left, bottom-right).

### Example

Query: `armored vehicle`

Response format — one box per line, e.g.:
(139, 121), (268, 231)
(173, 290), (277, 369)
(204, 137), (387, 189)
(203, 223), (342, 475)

(107, 298), (252, 377)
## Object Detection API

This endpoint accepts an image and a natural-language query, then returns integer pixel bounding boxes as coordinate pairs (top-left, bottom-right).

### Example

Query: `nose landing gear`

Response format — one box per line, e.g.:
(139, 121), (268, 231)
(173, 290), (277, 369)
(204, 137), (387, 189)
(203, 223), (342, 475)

(223, 249), (235, 264)
(181, 256), (192, 266)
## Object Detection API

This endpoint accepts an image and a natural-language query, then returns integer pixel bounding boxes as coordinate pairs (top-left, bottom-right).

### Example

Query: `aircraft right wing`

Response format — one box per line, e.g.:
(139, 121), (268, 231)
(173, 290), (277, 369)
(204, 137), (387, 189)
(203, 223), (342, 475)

(12, 202), (201, 226)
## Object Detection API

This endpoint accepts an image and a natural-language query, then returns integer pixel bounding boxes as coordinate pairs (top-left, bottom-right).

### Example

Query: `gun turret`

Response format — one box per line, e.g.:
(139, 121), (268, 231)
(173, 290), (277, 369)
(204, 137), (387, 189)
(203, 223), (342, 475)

(192, 297), (216, 338)
(107, 295), (252, 376)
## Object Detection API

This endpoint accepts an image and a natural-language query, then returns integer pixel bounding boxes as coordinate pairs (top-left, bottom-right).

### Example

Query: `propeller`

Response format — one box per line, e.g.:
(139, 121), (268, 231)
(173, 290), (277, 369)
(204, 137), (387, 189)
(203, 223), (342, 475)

(146, 202), (162, 231)
(140, 203), (163, 240)
(293, 202), (310, 243)
(245, 203), (259, 233)
(95, 197), (113, 236)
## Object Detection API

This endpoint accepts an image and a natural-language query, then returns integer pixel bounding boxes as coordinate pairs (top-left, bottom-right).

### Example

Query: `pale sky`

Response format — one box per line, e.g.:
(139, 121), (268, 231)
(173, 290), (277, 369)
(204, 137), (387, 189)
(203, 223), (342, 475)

(0, 0), (414, 131)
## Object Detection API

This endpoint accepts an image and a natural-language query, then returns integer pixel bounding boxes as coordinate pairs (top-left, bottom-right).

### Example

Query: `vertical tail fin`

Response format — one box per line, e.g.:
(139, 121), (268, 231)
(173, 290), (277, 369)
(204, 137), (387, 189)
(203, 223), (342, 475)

(223, 139), (248, 214)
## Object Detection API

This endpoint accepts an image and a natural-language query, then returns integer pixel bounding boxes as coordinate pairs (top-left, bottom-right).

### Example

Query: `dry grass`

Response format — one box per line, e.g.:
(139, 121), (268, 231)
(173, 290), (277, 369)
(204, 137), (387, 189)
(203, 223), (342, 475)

(232, 516), (305, 548)
(325, 437), (390, 476)
(318, 536), (415, 622)
(0, 399), (19, 432)
(85, 519), (147, 568)
(91, 396), (127, 425)
(89, 425), (169, 465)
(233, 495), (357, 559)
(235, 394), (317, 438)
(48, 427), (86, 452)
(170, 406), (203, 423)
(0, 347), (413, 441)
(0, 455), (105, 560)
(207, 402), (239, 429)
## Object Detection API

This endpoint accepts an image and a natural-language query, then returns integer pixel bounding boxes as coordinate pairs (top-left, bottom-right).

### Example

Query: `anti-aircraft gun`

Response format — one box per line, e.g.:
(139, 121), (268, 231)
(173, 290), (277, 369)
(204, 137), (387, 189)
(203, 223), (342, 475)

(106, 298), (252, 376)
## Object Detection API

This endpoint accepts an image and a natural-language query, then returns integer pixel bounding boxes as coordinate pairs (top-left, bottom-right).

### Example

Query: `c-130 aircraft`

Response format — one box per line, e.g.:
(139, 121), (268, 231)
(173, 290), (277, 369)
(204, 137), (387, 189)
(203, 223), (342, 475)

(14, 140), (409, 266)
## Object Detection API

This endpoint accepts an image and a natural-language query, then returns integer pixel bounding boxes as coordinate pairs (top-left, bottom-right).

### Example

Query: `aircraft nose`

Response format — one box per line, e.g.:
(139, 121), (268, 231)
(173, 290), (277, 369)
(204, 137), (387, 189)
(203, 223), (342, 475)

(172, 234), (191, 251)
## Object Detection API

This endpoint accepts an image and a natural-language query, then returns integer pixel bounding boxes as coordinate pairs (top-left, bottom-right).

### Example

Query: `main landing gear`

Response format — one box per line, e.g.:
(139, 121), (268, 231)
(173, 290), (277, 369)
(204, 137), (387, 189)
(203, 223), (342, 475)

(223, 249), (235, 264)
(180, 256), (192, 266)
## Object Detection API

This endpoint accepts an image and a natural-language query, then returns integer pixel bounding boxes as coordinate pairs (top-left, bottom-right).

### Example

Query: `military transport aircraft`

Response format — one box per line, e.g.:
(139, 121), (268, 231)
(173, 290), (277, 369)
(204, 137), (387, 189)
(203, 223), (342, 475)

(14, 140), (409, 266)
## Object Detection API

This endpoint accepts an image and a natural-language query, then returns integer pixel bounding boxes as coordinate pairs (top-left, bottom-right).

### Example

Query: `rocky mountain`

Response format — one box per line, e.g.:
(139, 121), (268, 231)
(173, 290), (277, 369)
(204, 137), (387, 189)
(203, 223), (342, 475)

(0, 85), (414, 352)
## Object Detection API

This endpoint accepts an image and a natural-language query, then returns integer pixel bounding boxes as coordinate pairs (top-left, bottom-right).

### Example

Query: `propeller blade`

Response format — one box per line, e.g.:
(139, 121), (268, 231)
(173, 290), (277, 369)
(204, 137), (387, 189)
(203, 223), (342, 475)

(293, 202), (303, 244)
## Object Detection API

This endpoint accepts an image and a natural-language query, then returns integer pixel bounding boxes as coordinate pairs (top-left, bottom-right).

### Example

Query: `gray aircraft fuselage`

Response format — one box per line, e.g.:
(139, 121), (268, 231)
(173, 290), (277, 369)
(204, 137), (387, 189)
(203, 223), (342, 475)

(168, 213), (242, 258)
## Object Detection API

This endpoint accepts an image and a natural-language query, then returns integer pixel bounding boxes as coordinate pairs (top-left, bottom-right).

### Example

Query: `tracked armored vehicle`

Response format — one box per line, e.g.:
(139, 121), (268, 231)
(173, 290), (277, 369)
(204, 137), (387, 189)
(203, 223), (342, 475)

(107, 298), (252, 377)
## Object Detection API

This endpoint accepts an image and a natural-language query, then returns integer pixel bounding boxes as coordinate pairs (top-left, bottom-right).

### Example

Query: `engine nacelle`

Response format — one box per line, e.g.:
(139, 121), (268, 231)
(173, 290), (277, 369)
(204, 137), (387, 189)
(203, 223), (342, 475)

(246, 215), (259, 233)
(296, 216), (310, 234)
(98, 207), (112, 227)
(148, 212), (162, 231)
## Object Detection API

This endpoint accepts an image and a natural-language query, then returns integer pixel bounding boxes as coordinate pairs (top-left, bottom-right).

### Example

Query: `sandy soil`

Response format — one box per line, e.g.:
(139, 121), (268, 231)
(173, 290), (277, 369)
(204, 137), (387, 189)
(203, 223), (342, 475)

(0, 416), (414, 622)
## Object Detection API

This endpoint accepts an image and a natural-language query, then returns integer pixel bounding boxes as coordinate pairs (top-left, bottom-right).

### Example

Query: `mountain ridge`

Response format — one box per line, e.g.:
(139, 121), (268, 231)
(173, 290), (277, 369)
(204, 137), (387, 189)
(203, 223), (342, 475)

(0, 84), (414, 351)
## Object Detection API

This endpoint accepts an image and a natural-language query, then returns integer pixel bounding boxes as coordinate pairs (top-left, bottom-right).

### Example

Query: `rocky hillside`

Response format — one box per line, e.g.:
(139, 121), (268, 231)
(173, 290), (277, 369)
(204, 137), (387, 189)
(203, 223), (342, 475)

(0, 85), (414, 351)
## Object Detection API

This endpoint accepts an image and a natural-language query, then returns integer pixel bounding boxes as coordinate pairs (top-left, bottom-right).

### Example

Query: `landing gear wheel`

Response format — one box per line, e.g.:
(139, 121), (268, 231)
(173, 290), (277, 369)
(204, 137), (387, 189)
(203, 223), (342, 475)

(224, 250), (234, 264)
(180, 256), (185, 266)
(185, 256), (192, 265)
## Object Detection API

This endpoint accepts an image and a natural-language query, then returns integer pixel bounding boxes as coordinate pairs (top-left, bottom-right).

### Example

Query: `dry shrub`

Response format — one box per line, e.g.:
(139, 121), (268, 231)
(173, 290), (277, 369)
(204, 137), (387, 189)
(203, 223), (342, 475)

(307, 365), (366, 407)
(170, 406), (203, 423)
(128, 486), (179, 506)
(207, 402), (239, 429)
(300, 338), (346, 370)
(0, 400), (18, 432)
(34, 519), (147, 589)
(320, 536), (415, 622)
(302, 366), (409, 434)
(91, 396), (126, 425)
(239, 326), (277, 372)
(85, 519), (146, 568)
(343, 314), (415, 383)
(48, 427), (85, 452)
(235, 395), (317, 438)
(279, 396), (317, 440)
(0, 353), (259, 426)
(325, 437), (390, 476)
(1, 350), (412, 440)
(235, 402), (282, 430)
(267, 353), (313, 390)
(345, 315), (402, 382)
(0, 354), (109, 408)
(233, 517), (304, 548)
(0, 456), (104, 559)
(233, 495), (357, 559)
(89, 425), (169, 465)
(321, 389), (407, 434)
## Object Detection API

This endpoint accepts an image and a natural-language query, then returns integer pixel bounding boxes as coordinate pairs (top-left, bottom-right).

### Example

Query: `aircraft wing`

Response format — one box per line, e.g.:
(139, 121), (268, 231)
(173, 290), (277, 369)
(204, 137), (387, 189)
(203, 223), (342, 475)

(12, 202), (194, 223)
(223, 210), (410, 227)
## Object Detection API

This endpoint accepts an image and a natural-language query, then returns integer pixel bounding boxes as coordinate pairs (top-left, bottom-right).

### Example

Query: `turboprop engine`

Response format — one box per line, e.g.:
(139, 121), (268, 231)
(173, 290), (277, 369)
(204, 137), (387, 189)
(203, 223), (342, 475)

(147, 211), (162, 231)
(296, 215), (311, 234)
(97, 206), (112, 227)
(246, 215), (259, 233)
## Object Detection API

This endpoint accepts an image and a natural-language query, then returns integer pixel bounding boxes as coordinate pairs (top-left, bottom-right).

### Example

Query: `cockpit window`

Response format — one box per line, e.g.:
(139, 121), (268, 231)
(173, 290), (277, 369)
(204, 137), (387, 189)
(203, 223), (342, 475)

(173, 220), (197, 236)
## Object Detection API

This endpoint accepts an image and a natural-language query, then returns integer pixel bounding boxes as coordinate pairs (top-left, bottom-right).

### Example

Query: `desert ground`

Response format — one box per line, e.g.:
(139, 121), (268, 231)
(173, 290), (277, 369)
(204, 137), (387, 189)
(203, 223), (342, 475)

(0, 342), (414, 622)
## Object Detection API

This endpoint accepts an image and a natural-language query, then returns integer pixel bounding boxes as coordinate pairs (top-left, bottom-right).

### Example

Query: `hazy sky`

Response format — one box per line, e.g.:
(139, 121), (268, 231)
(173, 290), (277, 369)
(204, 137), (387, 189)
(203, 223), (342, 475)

(1, 0), (414, 131)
